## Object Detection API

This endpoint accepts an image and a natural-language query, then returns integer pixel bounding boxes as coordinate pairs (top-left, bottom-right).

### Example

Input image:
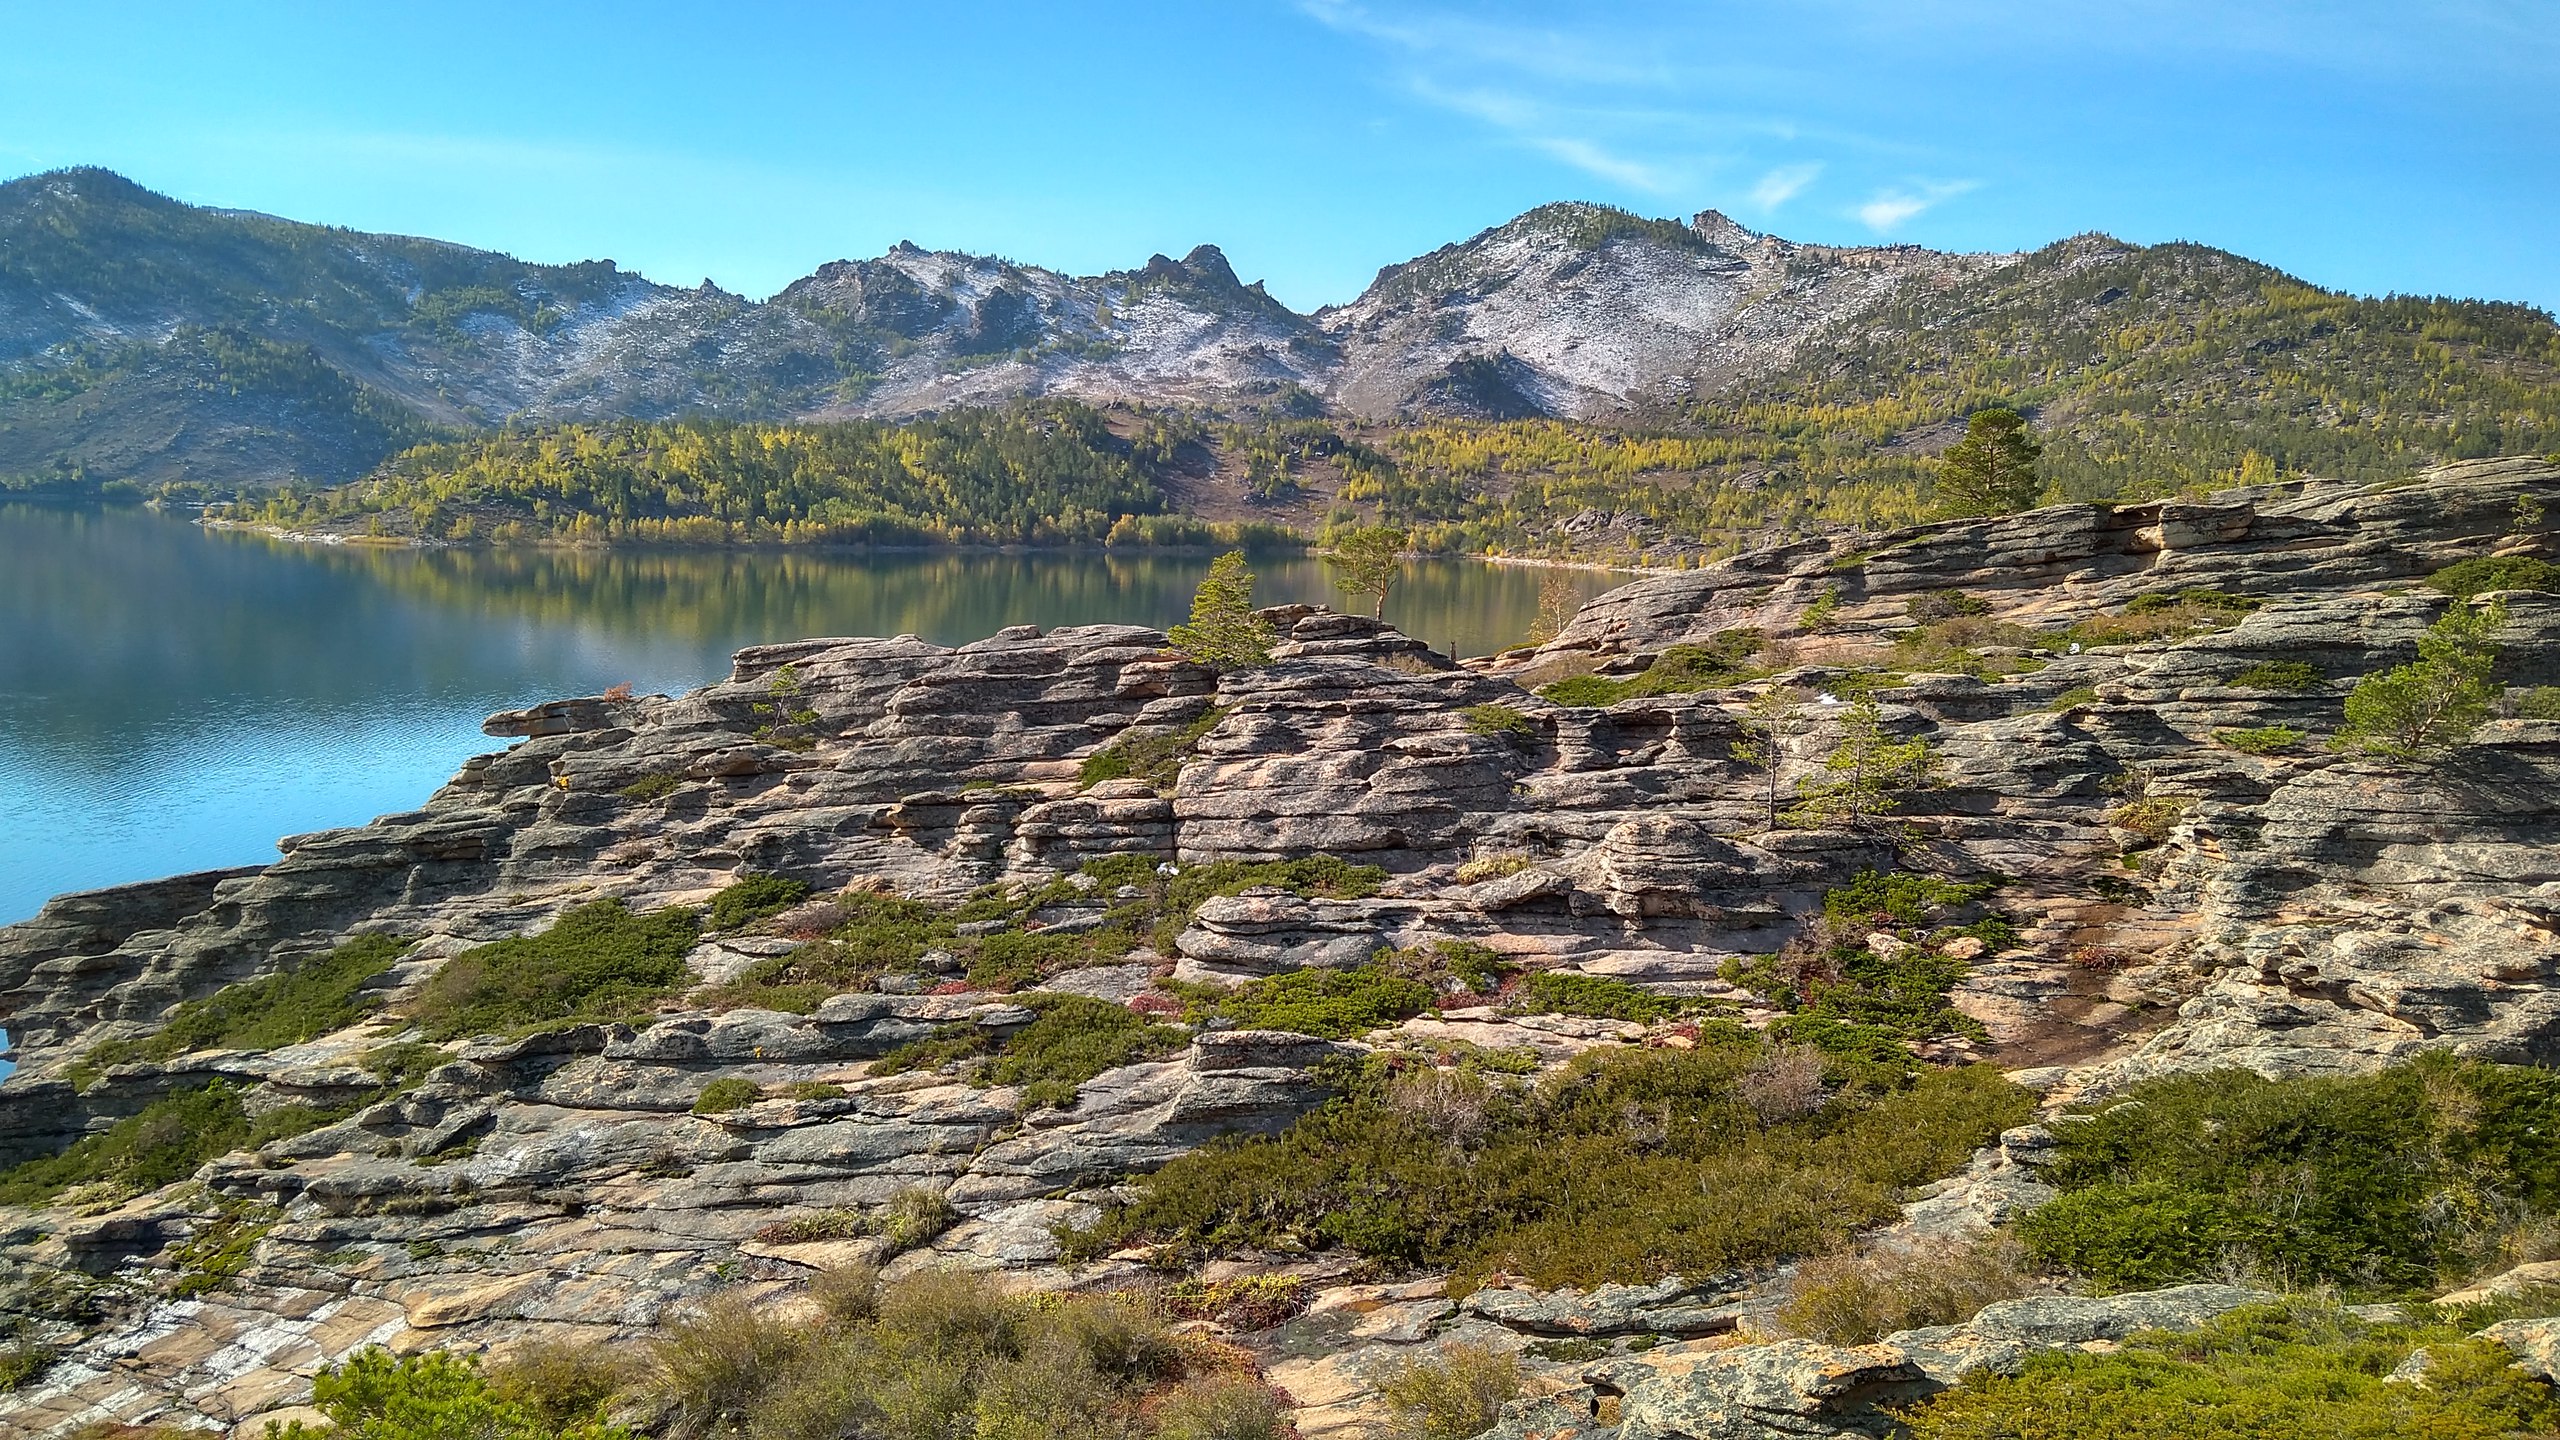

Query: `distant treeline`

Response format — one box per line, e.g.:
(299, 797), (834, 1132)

(222, 403), (1289, 548)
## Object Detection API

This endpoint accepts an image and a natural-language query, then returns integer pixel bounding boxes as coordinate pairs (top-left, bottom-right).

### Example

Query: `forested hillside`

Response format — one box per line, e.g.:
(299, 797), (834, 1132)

(221, 404), (1242, 546)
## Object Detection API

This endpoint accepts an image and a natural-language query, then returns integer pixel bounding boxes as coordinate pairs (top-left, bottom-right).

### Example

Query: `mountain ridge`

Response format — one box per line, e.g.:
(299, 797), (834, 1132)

(3, 167), (2554, 513)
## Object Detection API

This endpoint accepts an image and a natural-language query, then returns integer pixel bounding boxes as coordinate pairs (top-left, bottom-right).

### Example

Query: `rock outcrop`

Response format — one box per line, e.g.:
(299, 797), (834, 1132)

(3, 457), (2555, 1436)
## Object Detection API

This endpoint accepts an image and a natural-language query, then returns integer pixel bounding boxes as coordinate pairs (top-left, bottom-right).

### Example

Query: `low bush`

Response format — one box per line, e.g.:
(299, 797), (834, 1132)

(1890, 615), (2047, 678)
(410, 899), (698, 1039)
(1375, 939), (1512, 997)
(1068, 1040), (2032, 1291)
(1721, 871), (2001, 1050)
(1535, 630), (1770, 706)
(271, 1346), (632, 1440)
(1900, 1298), (2560, 1440)
(877, 1185), (957, 1254)
(707, 875), (812, 931)
(2105, 795), (2186, 844)
(870, 994), (1187, 1109)
(1211, 965), (1435, 1039)
(2216, 725), (2306, 754)
(2016, 1055), (2560, 1295)
(1378, 1343), (1522, 1440)
(693, 1078), (763, 1115)
(1451, 853), (1533, 885)
(2067, 592), (2255, 648)
(303, 1273), (1290, 1440)
(1777, 1233), (2036, 1343)
(1080, 708), (1226, 792)
(2042, 685), (2099, 713)
(0, 1084), (255, 1204)
(697, 938), (880, 1014)
(74, 934), (408, 1081)
(1512, 972), (1675, 1023)
(755, 1210), (870, 1244)
(0, 1335), (55, 1391)
(1459, 703), (1536, 741)
(485, 1338), (647, 1436)
(1907, 591), (1994, 622)
(619, 772), (682, 802)
(2228, 660), (2324, 692)
(2518, 686), (2560, 719)
(2428, 554), (2560, 599)
(1160, 1275), (1312, 1330)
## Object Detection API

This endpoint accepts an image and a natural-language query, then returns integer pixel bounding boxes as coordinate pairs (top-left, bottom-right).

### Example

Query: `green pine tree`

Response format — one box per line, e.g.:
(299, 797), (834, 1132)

(1168, 550), (1276, 669)
(1325, 524), (1409, 620)
(1933, 408), (2045, 518)
(2339, 600), (2507, 759)
(1787, 693), (1934, 830)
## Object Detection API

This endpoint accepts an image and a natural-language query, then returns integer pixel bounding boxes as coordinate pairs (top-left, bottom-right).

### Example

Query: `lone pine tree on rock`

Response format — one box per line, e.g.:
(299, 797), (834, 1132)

(1168, 550), (1276, 669)
(1934, 408), (2045, 518)
(1325, 524), (1409, 620)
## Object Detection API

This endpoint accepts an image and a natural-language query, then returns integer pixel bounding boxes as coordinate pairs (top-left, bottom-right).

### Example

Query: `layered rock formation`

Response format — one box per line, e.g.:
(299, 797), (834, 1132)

(2, 457), (2555, 1436)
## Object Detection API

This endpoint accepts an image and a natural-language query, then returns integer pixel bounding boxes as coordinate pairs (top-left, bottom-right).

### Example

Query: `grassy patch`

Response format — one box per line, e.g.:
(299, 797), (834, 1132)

(72, 934), (408, 1083)
(2044, 685), (2100, 712)
(706, 875), (811, 931)
(2217, 725), (2306, 754)
(1080, 707), (1226, 791)
(2517, 686), (2560, 720)
(2017, 1055), (2560, 1295)
(2229, 659), (2325, 692)
(1777, 1233), (2034, 1343)
(1451, 853), (1533, 884)
(410, 899), (698, 1040)
(2428, 554), (2560, 599)
(1067, 1039), (2033, 1290)
(1902, 1299), (2560, 1440)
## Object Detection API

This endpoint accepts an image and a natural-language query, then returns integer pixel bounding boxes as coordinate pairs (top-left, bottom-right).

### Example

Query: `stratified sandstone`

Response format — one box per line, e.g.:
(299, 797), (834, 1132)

(2, 457), (2555, 1436)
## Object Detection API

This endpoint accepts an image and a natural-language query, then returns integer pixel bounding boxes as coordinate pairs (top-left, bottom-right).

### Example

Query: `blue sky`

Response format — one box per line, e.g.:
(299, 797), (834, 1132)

(0, 1), (2551, 310)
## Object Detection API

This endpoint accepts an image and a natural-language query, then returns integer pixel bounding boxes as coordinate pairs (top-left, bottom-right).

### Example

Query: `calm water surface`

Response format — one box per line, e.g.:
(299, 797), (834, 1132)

(0, 503), (1626, 924)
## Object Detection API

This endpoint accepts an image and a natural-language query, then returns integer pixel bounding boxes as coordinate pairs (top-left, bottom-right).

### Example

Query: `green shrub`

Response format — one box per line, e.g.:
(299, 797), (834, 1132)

(878, 1185), (958, 1255)
(76, 934), (408, 1080)
(2427, 554), (2560, 598)
(410, 899), (698, 1040)
(1822, 872), (1996, 929)
(2228, 660), (2324, 692)
(1213, 965), (1434, 1039)
(1375, 940), (1513, 996)
(272, 1347), (634, 1440)
(1890, 615), (2048, 678)
(1459, 703), (1536, 740)
(2043, 685), (2099, 713)
(1080, 708), (1226, 791)
(966, 930), (1086, 990)
(2016, 1055), (2560, 1295)
(485, 1339), (646, 1436)
(1151, 1375), (1292, 1440)
(1776, 1233), (2034, 1343)
(0, 1083), (255, 1204)
(1377, 1343), (1522, 1440)
(2068, 593), (2254, 648)
(619, 772), (682, 802)
(0, 1336), (56, 1392)
(2340, 600), (2507, 759)
(1902, 1299), (2560, 1440)
(694, 1078), (763, 1115)
(1160, 1275), (1313, 1330)
(1908, 591), (1994, 621)
(707, 875), (811, 931)
(2216, 725), (2306, 754)
(872, 994), (1185, 1108)
(1452, 853), (1533, 884)
(1536, 674), (1632, 707)
(2517, 686), (2560, 719)
(1512, 972), (1675, 1023)
(1069, 1041), (2032, 1290)
(699, 938), (882, 1014)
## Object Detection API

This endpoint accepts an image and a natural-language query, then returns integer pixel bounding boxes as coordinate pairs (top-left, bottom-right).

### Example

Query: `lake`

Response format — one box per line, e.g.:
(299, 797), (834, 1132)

(0, 502), (1628, 924)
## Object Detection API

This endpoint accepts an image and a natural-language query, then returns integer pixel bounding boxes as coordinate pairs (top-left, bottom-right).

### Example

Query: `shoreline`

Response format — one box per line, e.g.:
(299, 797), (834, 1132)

(199, 515), (1666, 575)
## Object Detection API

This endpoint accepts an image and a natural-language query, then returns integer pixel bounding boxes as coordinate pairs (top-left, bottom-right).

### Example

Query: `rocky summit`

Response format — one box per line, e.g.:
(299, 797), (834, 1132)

(3, 456), (2559, 1438)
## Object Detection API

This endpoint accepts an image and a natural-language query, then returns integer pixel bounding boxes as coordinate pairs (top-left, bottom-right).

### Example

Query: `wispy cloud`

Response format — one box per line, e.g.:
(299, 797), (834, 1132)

(1856, 180), (1976, 232)
(1749, 163), (1821, 211)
